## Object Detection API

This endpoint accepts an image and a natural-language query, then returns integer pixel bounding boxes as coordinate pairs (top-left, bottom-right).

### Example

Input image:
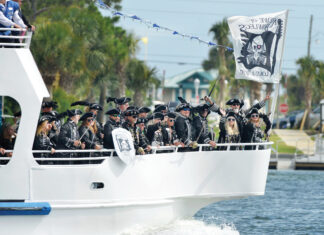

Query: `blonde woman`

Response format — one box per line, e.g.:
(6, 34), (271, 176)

(218, 112), (241, 144)
(33, 116), (56, 157)
(242, 108), (272, 150)
(78, 112), (101, 152)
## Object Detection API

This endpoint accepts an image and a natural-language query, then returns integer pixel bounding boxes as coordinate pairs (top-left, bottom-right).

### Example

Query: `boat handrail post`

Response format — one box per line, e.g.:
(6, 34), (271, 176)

(24, 31), (33, 49)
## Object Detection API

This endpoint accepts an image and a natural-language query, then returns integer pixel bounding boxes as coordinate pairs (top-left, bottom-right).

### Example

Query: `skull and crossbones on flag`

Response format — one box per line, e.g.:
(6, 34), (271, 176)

(228, 11), (288, 83)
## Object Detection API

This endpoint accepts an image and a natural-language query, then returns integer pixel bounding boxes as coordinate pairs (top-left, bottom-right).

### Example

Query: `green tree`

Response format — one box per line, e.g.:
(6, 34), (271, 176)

(126, 59), (159, 106)
(30, 18), (86, 95)
(203, 19), (234, 106)
(296, 56), (318, 129)
(22, 0), (122, 22)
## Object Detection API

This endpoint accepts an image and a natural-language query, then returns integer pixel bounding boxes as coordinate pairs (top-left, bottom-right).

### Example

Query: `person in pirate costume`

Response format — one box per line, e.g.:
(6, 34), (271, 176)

(242, 108), (272, 150)
(57, 109), (85, 160)
(121, 107), (144, 155)
(39, 110), (66, 147)
(78, 112), (102, 158)
(174, 100), (196, 150)
(146, 112), (164, 144)
(138, 107), (151, 119)
(154, 105), (168, 115)
(152, 112), (183, 147)
(41, 100), (63, 137)
(225, 93), (271, 126)
(103, 108), (121, 150)
(70, 101), (104, 145)
(218, 111), (241, 150)
(192, 104), (217, 148)
(136, 118), (152, 154)
(33, 115), (56, 162)
(41, 100), (58, 113)
(107, 97), (131, 124)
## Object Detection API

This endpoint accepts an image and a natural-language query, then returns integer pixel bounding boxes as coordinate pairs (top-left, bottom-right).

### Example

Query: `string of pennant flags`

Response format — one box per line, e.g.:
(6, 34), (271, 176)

(94, 0), (233, 51)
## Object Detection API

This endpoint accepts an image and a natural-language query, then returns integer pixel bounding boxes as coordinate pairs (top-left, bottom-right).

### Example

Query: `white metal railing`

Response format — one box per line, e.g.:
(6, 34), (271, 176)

(294, 136), (316, 160)
(0, 142), (274, 165)
(0, 28), (33, 48)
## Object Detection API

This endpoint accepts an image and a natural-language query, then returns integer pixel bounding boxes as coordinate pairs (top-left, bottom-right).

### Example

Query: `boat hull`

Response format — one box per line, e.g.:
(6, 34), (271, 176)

(0, 148), (271, 234)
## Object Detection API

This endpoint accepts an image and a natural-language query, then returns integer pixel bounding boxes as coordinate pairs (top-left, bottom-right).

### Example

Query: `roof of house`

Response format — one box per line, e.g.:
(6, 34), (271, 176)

(164, 68), (216, 88)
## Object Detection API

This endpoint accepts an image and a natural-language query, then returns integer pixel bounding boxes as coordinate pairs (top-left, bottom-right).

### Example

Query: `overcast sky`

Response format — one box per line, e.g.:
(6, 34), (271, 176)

(101, 0), (324, 79)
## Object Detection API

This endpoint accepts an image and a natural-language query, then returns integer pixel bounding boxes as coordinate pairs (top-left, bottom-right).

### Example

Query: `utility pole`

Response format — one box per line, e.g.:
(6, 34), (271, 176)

(307, 15), (313, 57)
(300, 15), (314, 130)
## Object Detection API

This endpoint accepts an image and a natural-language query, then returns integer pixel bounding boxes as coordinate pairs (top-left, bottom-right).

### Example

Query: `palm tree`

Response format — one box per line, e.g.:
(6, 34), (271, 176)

(31, 19), (86, 95)
(126, 59), (159, 106)
(296, 56), (318, 129)
(203, 19), (233, 106)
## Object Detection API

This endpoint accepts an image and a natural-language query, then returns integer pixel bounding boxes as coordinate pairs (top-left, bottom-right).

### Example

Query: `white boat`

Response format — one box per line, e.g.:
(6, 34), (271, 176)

(0, 30), (272, 235)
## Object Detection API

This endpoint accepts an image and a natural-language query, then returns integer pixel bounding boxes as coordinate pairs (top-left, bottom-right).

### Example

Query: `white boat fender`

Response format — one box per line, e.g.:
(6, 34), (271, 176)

(112, 128), (136, 165)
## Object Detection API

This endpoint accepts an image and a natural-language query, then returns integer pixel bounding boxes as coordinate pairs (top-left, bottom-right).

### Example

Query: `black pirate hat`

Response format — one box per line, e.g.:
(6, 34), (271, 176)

(138, 106), (151, 114)
(136, 118), (148, 124)
(42, 100), (58, 109)
(148, 112), (164, 121)
(38, 115), (55, 125)
(107, 97), (131, 105)
(246, 108), (259, 118)
(80, 112), (96, 122)
(67, 109), (83, 117)
(105, 108), (120, 116)
(194, 104), (210, 114)
(71, 101), (103, 111)
(167, 112), (177, 119)
(176, 103), (191, 112)
(226, 111), (236, 119)
(154, 105), (167, 113)
(226, 98), (244, 108)
(124, 107), (139, 116)
(89, 103), (103, 111)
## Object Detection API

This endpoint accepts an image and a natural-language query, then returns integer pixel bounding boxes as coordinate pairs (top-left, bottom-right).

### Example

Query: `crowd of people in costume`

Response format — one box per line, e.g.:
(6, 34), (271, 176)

(0, 94), (272, 162)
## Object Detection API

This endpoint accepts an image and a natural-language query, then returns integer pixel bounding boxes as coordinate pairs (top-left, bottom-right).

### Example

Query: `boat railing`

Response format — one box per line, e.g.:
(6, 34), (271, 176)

(0, 28), (33, 48)
(0, 142), (273, 165)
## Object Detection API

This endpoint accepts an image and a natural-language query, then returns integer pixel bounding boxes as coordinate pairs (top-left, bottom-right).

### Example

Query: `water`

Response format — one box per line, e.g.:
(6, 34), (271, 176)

(123, 170), (324, 235)
(195, 170), (324, 235)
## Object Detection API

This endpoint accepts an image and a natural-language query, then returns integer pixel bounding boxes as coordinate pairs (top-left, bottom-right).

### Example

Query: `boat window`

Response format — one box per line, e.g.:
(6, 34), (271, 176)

(0, 96), (20, 165)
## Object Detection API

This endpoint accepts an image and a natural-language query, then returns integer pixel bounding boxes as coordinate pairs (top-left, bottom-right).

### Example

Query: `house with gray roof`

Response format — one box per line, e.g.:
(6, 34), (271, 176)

(162, 68), (217, 103)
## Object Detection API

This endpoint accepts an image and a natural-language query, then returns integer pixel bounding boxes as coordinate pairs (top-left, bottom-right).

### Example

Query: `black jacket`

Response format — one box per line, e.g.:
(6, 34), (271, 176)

(192, 115), (211, 144)
(103, 119), (119, 149)
(146, 123), (160, 143)
(175, 114), (193, 146)
(33, 133), (55, 158)
(58, 120), (81, 149)
(242, 114), (271, 143)
(33, 134), (55, 150)
(78, 125), (100, 149)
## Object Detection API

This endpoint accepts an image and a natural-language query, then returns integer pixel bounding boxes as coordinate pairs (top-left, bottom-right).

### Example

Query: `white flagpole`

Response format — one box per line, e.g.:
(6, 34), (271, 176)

(270, 10), (289, 125)
(270, 83), (279, 123)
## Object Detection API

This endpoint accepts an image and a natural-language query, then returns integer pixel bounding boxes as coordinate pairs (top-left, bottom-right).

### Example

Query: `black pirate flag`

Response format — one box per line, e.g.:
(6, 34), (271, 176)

(228, 11), (288, 83)
(238, 19), (283, 75)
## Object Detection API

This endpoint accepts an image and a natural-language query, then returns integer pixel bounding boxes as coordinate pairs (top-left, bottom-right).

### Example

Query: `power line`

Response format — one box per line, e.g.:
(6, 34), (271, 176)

(145, 59), (298, 71)
(139, 53), (298, 62)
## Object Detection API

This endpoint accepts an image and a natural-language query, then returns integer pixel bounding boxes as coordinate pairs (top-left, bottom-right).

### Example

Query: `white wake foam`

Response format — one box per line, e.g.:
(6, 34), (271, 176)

(120, 219), (239, 235)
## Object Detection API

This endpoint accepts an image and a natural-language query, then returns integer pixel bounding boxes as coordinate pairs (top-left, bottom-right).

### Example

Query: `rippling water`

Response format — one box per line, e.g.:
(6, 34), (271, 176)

(122, 170), (324, 235)
(195, 170), (324, 235)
